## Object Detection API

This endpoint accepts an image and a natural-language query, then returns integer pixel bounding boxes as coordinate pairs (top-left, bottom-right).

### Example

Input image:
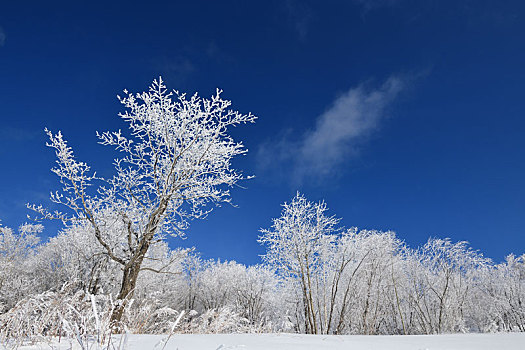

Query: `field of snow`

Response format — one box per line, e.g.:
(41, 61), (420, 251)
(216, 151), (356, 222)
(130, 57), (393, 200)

(7, 333), (525, 350)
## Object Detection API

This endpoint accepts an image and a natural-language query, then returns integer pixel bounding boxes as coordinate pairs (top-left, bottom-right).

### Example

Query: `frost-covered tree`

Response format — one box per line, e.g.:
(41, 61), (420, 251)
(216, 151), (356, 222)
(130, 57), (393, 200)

(330, 229), (407, 335)
(0, 223), (42, 311)
(471, 254), (525, 332)
(258, 194), (405, 334)
(259, 193), (340, 334)
(403, 238), (489, 334)
(490, 254), (525, 331)
(32, 220), (118, 296)
(192, 260), (278, 326)
(30, 77), (256, 326)
(257, 194), (508, 335)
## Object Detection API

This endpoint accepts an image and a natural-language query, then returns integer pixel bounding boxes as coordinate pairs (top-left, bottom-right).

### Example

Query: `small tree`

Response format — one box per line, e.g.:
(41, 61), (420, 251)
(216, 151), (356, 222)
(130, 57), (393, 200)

(30, 77), (256, 327)
(259, 193), (340, 334)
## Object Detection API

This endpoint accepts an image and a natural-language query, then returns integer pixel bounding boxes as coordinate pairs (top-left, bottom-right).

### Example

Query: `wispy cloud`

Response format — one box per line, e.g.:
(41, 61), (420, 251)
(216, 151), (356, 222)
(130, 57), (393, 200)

(0, 27), (6, 47)
(353, 0), (402, 12)
(205, 42), (236, 64)
(153, 55), (195, 84)
(0, 127), (38, 142)
(0, 127), (39, 155)
(258, 76), (407, 183)
(298, 76), (404, 176)
(283, 0), (314, 41)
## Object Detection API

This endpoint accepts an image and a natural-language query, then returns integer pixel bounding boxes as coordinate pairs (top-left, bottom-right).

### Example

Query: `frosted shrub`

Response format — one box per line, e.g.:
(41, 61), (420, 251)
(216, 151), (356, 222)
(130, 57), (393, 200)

(0, 285), (119, 348)
(183, 307), (258, 334)
(124, 298), (181, 334)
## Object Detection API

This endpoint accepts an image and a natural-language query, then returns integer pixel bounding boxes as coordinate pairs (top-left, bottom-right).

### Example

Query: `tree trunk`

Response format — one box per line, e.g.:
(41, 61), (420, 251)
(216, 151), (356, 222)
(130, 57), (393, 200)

(109, 200), (167, 330)
(110, 241), (150, 330)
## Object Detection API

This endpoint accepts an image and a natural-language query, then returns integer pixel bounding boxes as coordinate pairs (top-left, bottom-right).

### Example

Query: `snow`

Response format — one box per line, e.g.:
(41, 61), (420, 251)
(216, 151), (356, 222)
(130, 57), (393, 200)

(7, 333), (525, 350)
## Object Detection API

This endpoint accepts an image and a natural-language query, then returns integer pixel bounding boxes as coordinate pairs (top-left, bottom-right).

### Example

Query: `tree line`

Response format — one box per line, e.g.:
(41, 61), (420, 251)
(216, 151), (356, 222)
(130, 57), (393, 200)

(1, 193), (524, 338)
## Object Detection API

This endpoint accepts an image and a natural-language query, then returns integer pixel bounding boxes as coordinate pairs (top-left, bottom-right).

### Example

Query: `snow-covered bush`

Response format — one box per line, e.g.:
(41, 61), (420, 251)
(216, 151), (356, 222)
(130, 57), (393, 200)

(188, 259), (283, 331)
(181, 307), (259, 333)
(0, 284), (113, 344)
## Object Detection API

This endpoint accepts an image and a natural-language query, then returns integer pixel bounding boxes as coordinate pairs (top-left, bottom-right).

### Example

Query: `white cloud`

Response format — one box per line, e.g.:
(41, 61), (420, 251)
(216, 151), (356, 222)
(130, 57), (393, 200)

(258, 76), (406, 182)
(298, 77), (404, 175)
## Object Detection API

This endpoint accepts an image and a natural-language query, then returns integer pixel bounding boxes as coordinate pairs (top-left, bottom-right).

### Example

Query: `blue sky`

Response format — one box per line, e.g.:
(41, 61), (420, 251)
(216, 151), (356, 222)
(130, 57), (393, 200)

(1, 0), (524, 264)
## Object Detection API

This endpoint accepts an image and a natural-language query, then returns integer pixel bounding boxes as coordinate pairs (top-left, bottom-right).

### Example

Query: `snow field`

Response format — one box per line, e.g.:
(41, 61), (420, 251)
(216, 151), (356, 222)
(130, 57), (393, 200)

(8, 333), (525, 350)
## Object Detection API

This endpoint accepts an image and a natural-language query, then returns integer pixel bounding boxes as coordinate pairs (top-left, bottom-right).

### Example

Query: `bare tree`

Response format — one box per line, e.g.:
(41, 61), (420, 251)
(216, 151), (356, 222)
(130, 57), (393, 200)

(30, 77), (256, 327)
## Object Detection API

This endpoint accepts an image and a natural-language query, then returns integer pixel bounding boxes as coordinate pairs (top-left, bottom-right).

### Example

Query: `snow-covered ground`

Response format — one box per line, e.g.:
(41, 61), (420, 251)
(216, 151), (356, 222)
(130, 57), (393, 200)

(7, 333), (525, 350)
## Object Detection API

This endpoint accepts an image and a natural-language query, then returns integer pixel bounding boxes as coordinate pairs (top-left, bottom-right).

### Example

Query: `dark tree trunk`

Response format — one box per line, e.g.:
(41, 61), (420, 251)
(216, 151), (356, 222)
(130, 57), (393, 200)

(110, 240), (151, 330)
(109, 200), (168, 330)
